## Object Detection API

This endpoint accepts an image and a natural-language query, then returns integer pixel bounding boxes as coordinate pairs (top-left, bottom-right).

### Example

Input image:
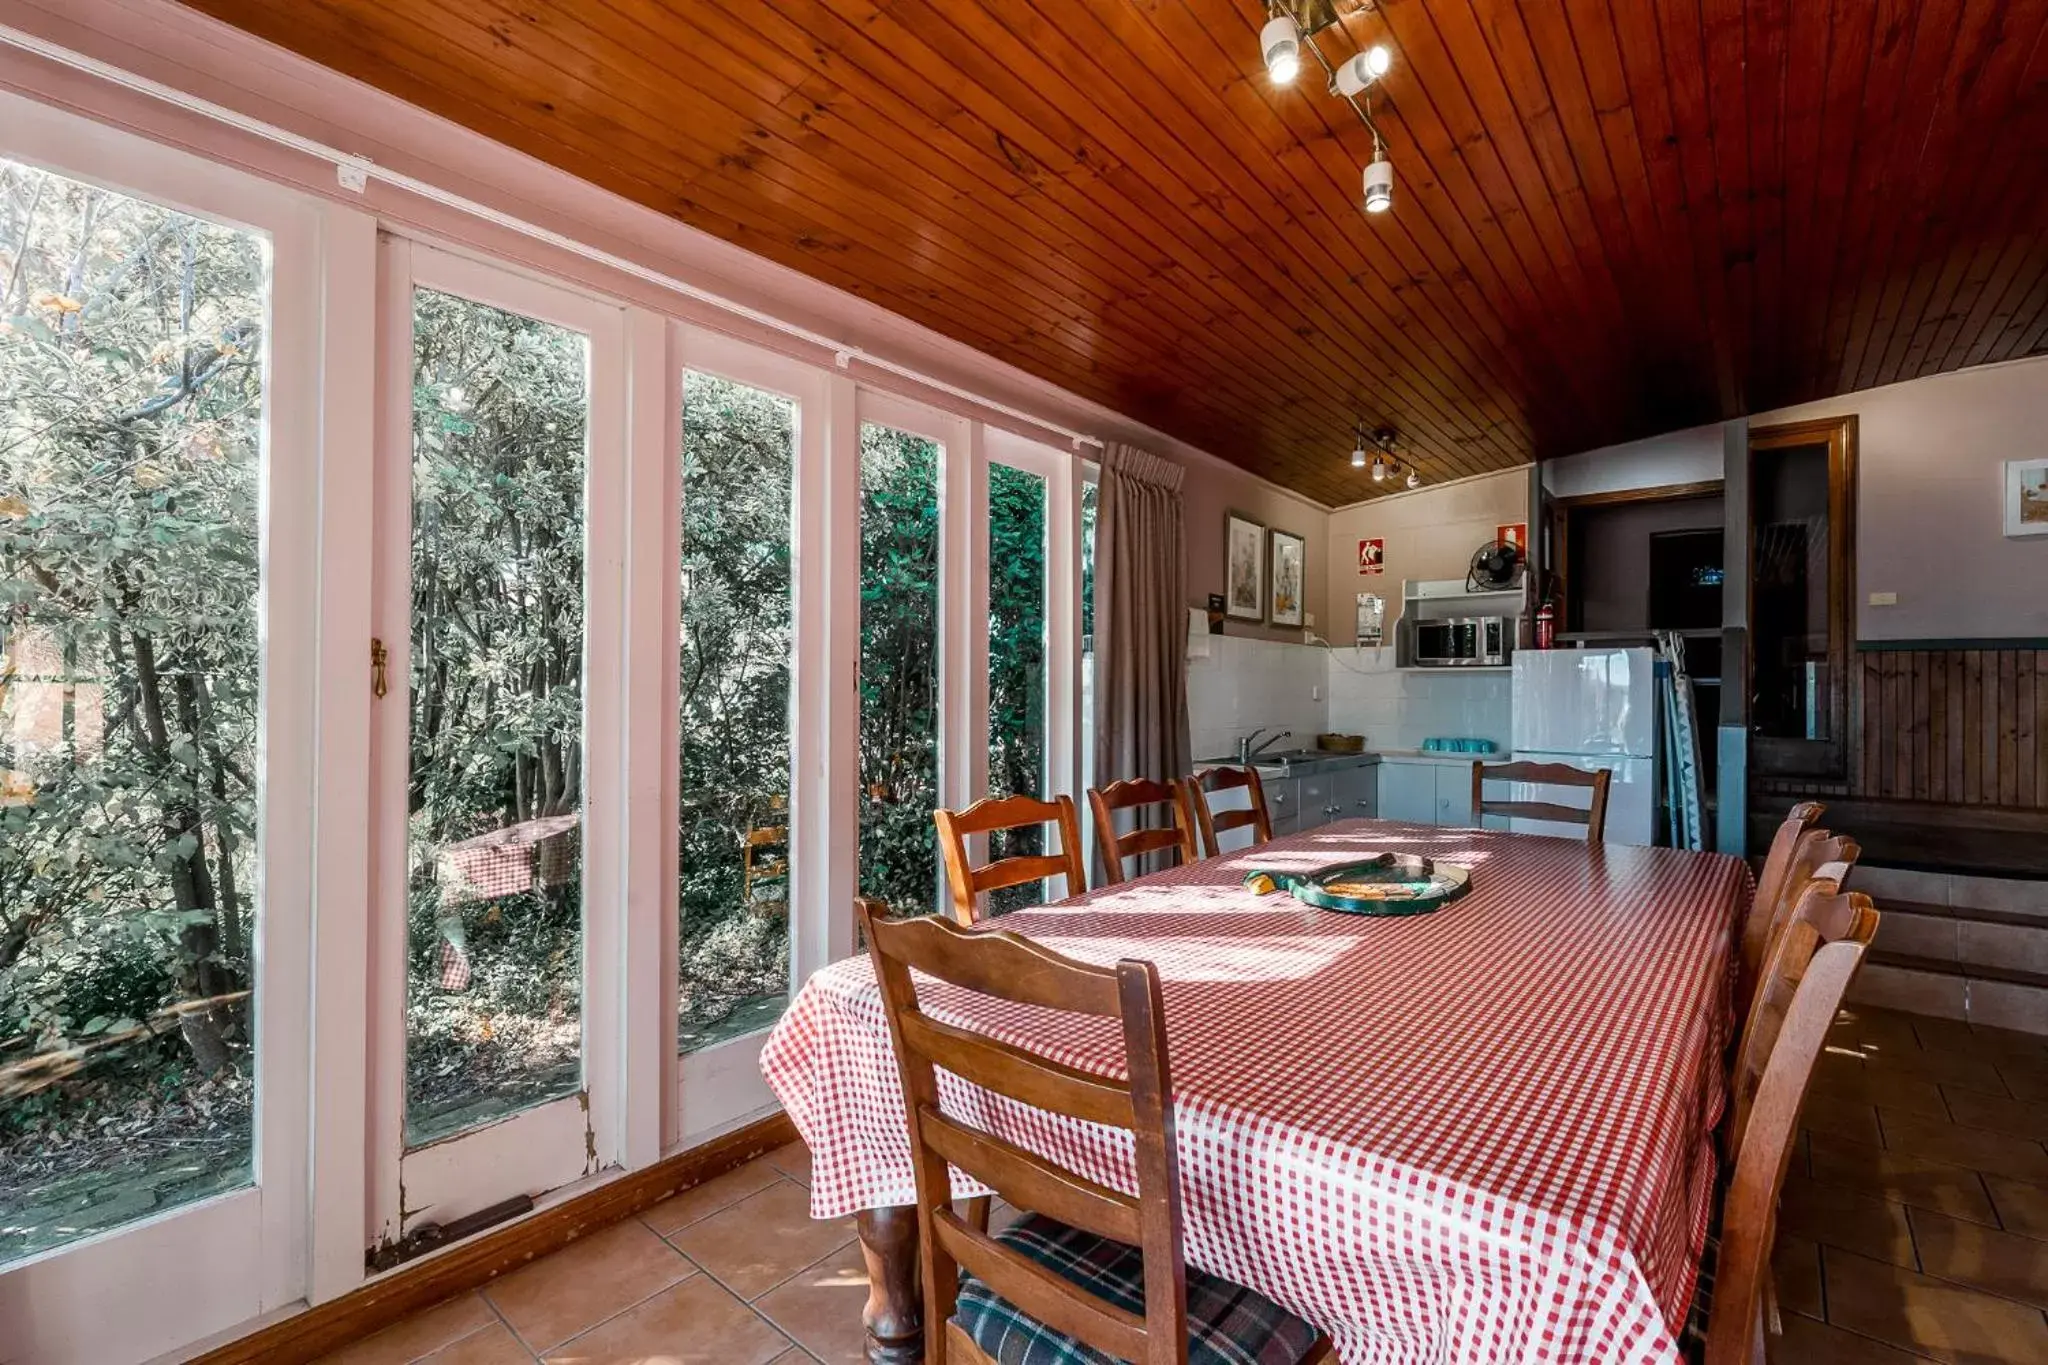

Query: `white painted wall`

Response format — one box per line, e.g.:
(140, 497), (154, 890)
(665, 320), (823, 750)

(1541, 354), (2048, 641)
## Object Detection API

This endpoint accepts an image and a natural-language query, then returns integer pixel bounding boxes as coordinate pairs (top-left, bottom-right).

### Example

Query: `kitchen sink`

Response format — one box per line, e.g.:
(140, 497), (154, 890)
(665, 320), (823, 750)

(1198, 749), (1377, 777)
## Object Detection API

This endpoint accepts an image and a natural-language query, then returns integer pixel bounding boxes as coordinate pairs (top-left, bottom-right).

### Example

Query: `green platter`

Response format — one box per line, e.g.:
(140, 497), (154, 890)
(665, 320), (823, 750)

(1243, 853), (1471, 917)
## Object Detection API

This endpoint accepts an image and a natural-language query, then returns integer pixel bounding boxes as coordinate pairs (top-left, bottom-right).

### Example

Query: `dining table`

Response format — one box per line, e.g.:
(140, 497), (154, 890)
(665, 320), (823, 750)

(759, 818), (1751, 1365)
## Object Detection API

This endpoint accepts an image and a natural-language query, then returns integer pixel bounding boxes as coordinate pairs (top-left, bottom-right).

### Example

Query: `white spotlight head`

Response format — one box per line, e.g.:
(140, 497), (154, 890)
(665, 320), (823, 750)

(1370, 456), (1387, 483)
(1262, 15), (1301, 85)
(1363, 155), (1395, 215)
(1351, 442), (1367, 469)
(1333, 46), (1393, 97)
(1406, 469), (1421, 489)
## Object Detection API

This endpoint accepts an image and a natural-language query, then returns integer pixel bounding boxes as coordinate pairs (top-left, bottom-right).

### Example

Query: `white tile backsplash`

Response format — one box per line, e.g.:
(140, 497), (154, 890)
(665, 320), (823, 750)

(1186, 636), (1515, 764)
(1323, 647), (1513, 755)
(1186, 633), (1329, 762)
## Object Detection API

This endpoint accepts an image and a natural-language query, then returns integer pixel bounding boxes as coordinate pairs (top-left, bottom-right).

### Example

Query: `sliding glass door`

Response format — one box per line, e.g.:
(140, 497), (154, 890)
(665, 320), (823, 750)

(367, 241), (626, 1254)
(0, 95), (327, 1365)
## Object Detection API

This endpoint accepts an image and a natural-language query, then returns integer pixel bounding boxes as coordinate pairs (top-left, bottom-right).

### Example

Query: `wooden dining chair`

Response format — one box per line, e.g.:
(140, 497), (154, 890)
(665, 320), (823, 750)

(933, 793), (1088, 927)
(1186, 765), (1276, 859)
(1733, 802), (1826, 1009)
(1087, 778), (1200, 886)
(854, 900), (1336, 1365)
(1469, 760), (1614, 843)
(1692, 882), (1877, 1365)
(1743, 832), (1861, 1013)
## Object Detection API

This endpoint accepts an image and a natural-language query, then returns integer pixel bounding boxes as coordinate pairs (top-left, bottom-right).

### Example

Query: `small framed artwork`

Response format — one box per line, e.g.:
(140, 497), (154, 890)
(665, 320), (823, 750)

(2006, 459), (2048, 538)
(1269, 528), (1306, 628)
(1225, 511), (1266, 620)
(1357, 537), (1385, 575)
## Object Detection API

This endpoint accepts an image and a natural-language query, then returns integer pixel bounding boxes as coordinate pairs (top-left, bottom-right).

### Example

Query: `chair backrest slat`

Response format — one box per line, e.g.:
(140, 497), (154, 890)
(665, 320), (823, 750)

(1748, 832), (1860, 998)
(1187, 765), (1275, 858)
(858, 899), (1189, 1365)
(1737, 803), (1827, 1002)
(1470, 760), (1613, 842)
(1088, 778), (1200, 886)
(920, 1106), (1143, 1243)
(1705, 894), (1876, 1365)
(896, 1011), (1137, 1129)
(934, 793), (1088, 925)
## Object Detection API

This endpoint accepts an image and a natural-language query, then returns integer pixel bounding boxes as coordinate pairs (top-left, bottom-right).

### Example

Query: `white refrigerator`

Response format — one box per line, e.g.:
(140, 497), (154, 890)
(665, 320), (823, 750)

(1506, 647), (1660, 846)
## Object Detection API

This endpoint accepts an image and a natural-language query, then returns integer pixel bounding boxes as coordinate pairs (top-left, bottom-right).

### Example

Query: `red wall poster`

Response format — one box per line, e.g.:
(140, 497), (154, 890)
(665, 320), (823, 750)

(1357, 538), (1385, 575)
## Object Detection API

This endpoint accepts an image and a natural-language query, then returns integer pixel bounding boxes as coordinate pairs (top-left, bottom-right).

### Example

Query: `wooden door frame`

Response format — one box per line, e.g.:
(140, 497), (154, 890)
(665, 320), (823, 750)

(1746, 415), (1859, 779)
(1548, 479), (1726, 633)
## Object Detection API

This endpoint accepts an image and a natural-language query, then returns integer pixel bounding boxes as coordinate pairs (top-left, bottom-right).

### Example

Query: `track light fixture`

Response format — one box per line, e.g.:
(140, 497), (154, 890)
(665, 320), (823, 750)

(1261, 14), (1302, 85)
(1259, 5), (1399, 218)
(1363, 143), (1394, 215)
(1348, 423), (1415, 488)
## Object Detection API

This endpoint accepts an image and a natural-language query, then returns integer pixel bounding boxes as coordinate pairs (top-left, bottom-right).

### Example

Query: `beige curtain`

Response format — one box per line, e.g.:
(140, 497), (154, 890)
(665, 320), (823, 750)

(1092, 444), (1191, 808)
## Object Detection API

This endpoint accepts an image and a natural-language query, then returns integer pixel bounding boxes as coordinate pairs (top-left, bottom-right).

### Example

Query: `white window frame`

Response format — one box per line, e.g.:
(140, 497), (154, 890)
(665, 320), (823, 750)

(0, 90), (352, 1362)
(364, 238), (630, 1247)
(666, 326), (855, 1149)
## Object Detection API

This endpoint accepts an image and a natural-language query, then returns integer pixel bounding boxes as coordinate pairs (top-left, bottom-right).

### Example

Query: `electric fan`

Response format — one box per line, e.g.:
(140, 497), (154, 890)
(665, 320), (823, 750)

(1466, 538), (1523, 593)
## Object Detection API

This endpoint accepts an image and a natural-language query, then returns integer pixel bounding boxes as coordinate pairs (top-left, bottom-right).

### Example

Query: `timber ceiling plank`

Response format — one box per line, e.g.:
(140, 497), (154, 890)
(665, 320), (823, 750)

(179, 0), (2048, 504)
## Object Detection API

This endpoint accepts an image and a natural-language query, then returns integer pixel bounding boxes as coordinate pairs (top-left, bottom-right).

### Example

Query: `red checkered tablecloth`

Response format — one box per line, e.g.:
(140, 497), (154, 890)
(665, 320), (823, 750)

(760, 820), (1749, 1365)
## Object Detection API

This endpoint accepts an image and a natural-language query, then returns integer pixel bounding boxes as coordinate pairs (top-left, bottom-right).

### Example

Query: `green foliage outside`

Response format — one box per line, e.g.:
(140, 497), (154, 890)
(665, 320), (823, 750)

(0, 163), (262, 1258)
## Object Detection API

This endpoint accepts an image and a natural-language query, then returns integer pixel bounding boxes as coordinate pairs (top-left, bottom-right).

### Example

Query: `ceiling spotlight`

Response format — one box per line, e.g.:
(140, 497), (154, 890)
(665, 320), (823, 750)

(1262, 14), (1302, 85)
(1351, 444), (1367, 469)
(1333, 45), (1393, 98)
(1370, 454), (1388, 483)
(1363, 146), (1394, 215)
(1406, 469), (1421, 489)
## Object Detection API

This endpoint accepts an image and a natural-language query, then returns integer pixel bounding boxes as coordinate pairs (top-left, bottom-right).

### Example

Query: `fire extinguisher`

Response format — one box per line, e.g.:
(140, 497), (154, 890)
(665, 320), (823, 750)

(1534, 599), (1557, 650)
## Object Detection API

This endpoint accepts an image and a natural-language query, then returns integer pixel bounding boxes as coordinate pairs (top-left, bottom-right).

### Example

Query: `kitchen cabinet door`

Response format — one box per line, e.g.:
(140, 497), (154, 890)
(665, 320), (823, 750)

(1435, 764), (1475, 827)
(1378, 762), (1436, 825)
(1264, 775), (1301, 837)
(1333, 765), (1378, 821)
(1297, 772), (1334, 830)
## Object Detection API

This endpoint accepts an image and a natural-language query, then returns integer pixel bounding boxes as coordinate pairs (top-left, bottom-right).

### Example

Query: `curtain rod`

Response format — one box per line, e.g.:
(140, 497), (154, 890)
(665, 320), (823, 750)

(0, 22), (1108, 453)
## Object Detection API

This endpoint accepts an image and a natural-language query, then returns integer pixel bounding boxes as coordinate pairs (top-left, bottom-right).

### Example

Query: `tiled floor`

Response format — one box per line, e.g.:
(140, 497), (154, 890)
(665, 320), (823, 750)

(317, 1005), (2048, 1364)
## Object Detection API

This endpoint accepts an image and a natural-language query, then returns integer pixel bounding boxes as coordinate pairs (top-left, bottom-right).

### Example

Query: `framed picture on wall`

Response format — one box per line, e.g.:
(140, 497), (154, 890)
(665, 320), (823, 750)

(1269, 528), (1306, 627)
(2006, 458), (2048, 538)
(1225, 511), (1266, 620)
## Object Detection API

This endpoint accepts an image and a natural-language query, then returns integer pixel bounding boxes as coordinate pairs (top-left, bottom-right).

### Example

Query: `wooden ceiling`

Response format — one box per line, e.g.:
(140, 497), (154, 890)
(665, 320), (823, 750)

(184, 0), (2048, 504)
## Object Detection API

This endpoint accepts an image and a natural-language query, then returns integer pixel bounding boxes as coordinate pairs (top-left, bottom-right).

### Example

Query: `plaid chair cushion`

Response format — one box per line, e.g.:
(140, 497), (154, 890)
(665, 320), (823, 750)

(953, 1212), (1322, 1365)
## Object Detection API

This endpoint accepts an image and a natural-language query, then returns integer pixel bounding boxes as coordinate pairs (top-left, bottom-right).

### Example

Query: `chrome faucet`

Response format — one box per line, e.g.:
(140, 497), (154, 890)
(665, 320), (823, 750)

(1237, 727), (1292, 764)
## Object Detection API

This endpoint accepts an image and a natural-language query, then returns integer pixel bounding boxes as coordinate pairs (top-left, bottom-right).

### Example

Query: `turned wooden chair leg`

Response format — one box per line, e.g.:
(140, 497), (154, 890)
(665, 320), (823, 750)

(856, 1205), (923, 1365)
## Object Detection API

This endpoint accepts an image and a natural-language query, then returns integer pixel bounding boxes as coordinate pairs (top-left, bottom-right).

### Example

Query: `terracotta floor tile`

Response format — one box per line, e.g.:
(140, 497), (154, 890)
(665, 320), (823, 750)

(1812, 1068), (1952, 1122)
(1833, 1006), (1929, 1055)
(1996, 1056), (2048, 1105)
(765, 1141), (812, 1187)
(669, 1177), (856, 1300)
(753, 1242), (873, 1364)
(1780, 1175), (1918, 1268)
(1879, 1110), (2048, 1186)
(1986, 1175), (2048, 1241)
(1911, 1016), (1984, 1057)
(1821, 1042), (2011, 1097)
(317, 1293), (497, 1364)
(1941, 1088), (2048, 1144)
(640, 1159), (786, 1235)
(1809, 1133), (1998, 1225)
(539, 1275), (788, 1365)
(1909, 1205), (2048, 1310)
(1765, 1311), (1939, 1363)
(1776, 1234), (1825, 1320)
(1804, 1090), (1886, 1146)
(1966, 1024), (2048, 1060)
(420, 1323), (534, 1365)
(1822, 1246), (2048, 1364)
(484, 1219), (694, 1351)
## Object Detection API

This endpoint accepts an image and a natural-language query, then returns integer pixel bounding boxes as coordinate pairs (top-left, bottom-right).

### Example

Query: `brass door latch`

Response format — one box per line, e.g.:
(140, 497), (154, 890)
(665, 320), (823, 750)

(371, 638), (389, 699)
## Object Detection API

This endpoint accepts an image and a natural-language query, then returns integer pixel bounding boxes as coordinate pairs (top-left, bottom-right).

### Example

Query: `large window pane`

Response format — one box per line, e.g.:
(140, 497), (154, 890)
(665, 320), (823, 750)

(1080, 479), (1098, 799)
(677, 372), (793, 1053)
(858, 423), (940, 915)
(405, 288), (588, 1145)
(0, 162), (264, 1260)
(987, 463), (1047, 914)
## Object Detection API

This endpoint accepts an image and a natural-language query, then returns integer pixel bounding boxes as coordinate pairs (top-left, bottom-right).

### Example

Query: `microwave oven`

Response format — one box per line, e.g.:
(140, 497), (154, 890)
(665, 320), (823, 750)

(1413, 616), (1510, 666)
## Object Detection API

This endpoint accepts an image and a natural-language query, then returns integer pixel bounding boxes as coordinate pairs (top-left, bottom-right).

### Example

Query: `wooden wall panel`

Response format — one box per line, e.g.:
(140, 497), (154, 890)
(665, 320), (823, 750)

(1848, 648), (2048, 809)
